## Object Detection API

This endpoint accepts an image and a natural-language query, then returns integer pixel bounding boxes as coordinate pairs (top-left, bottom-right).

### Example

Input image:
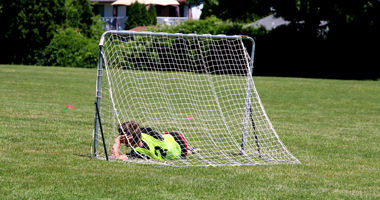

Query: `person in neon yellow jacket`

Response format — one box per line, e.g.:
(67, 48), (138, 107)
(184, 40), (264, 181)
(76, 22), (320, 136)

(111, 121), (193, 160)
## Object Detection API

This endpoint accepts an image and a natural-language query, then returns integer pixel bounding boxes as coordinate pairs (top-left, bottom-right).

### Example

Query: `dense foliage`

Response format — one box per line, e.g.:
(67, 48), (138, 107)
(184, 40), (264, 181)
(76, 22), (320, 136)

(0, 0), (66, 64)
(201, 0), (271, 22)
(37, 0), (103, 68)
(124, 2), (157, 30)
(38, 28), (98, 68)
(152, 16), (267, 36)
(0, 0), (103, 68)
(271, 0), (380, 38)
(64, 0), (95, 37)
(199, 0), (380, 79)
(0, 0), (378, 78)
(265, 0), (380, 79)
(148, 5), (157, 26)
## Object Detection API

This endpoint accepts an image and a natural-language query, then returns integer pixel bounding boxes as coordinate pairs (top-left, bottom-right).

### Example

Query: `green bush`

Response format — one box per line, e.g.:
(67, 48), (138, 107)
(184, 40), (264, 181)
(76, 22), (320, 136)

(150, 16), (267, 37)
(39, 28), (98, 68)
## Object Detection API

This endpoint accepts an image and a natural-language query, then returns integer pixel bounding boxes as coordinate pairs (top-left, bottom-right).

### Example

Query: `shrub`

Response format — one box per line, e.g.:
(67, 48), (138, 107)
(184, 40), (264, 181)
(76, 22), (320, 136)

(39, 28), (98, 68)
(151, 16), (267, 37)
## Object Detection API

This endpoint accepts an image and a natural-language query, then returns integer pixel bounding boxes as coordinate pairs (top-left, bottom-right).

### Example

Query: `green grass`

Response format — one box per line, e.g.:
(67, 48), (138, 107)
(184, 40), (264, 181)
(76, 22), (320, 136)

(0, 65), (379, 199)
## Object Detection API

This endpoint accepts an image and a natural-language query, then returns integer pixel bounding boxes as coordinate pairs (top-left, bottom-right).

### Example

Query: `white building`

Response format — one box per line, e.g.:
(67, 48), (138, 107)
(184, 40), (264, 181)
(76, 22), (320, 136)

(90, 0), (203, 30)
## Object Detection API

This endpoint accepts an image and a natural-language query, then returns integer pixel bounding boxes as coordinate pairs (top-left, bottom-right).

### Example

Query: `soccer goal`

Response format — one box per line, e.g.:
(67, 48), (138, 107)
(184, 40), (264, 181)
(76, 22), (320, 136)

(92, 31), (300, 167)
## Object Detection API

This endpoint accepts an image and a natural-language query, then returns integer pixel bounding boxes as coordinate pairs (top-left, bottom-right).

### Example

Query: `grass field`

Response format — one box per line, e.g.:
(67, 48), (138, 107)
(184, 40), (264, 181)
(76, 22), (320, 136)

(0, 65), (379, 199)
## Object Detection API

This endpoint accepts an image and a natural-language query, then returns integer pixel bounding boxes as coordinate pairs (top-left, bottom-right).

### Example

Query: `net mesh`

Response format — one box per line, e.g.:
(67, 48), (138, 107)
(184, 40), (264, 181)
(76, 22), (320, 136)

(92, 31), (299, 166)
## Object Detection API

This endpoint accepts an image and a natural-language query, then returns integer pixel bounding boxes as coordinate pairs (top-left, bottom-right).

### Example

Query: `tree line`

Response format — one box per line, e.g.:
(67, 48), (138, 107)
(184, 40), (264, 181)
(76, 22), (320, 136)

(0, 0), (378, 79)
(199, 0), (380, 79)
(0, 0), (101, 67)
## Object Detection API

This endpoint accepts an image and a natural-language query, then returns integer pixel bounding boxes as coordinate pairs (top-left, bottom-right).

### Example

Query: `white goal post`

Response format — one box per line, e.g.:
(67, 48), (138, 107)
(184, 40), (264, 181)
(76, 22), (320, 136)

(92, 31), (300, 167)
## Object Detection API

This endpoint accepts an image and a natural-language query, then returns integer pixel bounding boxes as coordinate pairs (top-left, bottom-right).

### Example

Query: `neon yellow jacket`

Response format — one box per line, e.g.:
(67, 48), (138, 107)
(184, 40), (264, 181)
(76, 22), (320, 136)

(133, 133), (181, 160)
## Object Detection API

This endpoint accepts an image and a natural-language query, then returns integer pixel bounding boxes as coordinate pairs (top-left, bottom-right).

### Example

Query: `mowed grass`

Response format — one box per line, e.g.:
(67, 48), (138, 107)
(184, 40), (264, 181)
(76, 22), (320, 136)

(0, 65), (379, 199)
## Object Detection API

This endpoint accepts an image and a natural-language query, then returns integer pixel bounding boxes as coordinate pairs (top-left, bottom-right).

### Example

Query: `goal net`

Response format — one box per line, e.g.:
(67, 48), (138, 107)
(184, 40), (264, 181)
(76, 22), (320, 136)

(92, 31), (300, 167)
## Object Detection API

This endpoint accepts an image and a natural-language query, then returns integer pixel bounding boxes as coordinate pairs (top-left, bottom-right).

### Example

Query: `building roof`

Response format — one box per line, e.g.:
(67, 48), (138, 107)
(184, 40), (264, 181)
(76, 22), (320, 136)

(246, 14), (290, 30)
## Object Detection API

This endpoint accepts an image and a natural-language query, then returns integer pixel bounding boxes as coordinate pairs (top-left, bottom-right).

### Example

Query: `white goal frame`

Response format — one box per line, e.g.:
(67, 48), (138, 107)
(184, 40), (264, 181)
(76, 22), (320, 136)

(92, 31), (300, 167)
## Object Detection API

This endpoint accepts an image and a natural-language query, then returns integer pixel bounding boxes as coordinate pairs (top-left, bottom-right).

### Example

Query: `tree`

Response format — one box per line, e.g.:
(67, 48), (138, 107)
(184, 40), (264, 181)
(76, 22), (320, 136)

(148, 5), (157, 26)
(269, 0), (380, 79)
(65, 0), (95, 37)
(0, 0), (65, 64)
(124, 2), (157, 30)
(199, 0), (219, 20)
(271, 0), (380, 39)
(201, 0), (271, 22)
